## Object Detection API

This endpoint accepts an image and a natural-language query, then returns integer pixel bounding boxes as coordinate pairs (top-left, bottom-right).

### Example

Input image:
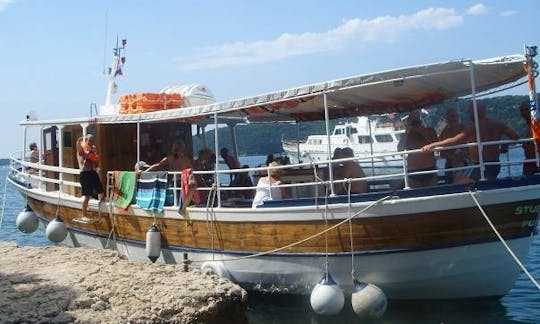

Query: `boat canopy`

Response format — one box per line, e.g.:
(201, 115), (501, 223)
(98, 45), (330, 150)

(21, 54), (528, 126)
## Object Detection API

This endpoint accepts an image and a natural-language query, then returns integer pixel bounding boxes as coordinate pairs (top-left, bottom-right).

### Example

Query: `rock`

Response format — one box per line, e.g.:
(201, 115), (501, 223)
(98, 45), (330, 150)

(0, 242), (248, 323)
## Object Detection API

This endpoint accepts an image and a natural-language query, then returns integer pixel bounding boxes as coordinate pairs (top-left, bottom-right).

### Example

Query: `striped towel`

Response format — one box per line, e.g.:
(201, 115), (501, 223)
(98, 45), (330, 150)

(136, 171), (168, 212)
(114, 171), (137, 210)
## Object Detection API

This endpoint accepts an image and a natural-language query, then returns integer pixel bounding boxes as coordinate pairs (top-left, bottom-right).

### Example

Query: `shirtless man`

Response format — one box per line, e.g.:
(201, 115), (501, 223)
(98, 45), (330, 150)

(422, 101), (520, 181)
(77, 134), (103, 219)
(336, 147), (368, 194)
(398, 111), (439, 188)
(220, 147), (241, 183)
(439, 108), (467, 183)
(146, 140), (193, 172)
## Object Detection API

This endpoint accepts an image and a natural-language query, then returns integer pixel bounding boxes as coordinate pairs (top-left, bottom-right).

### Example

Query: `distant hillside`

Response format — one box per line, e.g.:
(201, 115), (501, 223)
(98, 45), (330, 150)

(194, 94), (534, 156)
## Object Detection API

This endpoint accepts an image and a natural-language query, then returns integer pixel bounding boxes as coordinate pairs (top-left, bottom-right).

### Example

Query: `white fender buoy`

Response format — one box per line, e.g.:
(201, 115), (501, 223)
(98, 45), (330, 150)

(146, 224), (161, 263)
(16, 205), (39, 234)
(201, 261), (231, 280)
(45, 215), (68, 243)
(310, 273), (345, 315)
(351, 280), (387, 319)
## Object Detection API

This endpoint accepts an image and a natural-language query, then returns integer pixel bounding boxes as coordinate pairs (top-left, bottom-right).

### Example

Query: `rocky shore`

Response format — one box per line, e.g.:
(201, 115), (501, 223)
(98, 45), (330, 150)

(0, 242), (248, 323)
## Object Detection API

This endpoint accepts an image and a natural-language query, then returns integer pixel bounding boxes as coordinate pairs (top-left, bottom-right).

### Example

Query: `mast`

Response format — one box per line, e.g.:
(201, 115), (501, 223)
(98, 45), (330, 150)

(104, 37), (127, 107)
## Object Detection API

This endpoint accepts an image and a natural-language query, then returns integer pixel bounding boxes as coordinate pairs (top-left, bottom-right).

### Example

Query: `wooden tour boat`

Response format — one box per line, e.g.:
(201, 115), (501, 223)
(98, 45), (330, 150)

(9, 42), (540, 302)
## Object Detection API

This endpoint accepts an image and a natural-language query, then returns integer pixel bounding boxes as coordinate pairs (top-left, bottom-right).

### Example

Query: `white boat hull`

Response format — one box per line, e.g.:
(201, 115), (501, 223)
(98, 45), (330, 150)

(55, 221), (534, 299)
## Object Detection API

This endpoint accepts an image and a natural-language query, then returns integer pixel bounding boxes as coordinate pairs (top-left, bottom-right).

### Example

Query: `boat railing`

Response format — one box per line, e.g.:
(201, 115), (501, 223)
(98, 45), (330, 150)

(9, 152), (82, 193)
(8, 137), (539, 209)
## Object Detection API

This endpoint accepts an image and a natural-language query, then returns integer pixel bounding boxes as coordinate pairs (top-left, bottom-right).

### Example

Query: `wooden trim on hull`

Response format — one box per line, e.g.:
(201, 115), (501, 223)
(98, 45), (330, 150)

(27, 197), (539, 254)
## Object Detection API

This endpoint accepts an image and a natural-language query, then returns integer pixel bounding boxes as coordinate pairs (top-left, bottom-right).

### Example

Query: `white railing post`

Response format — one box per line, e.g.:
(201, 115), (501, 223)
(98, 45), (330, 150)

(323, 93), (335, 196)
(468, 60), (485, 181)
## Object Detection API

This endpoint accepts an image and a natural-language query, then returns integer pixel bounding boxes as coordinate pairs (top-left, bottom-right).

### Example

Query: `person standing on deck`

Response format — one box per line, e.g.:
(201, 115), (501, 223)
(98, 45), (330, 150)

(520, 101), (540, 176)
(398, 111), (439, 188)
(77, 134), (104, 220)
(439, 108), (468, 183)
(422, 101), (520, 181)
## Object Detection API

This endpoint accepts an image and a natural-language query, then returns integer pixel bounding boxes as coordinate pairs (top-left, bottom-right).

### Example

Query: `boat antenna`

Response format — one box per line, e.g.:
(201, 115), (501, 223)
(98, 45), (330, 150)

(104, 35), (127, 107)
(101, 10), (108, 75)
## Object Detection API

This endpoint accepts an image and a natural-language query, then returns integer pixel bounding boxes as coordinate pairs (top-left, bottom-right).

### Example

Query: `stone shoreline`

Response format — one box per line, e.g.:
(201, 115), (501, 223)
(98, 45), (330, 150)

(0, 242), (248, 323)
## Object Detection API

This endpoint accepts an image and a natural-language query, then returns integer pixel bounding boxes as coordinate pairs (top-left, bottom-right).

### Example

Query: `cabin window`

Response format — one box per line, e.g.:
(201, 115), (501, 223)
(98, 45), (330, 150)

(375, 134), (393, 143)
(358, 136), (372, 144)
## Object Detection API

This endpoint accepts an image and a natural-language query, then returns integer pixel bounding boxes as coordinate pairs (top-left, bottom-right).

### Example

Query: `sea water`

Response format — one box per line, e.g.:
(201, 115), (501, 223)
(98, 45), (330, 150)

(0, 150), (539, 323)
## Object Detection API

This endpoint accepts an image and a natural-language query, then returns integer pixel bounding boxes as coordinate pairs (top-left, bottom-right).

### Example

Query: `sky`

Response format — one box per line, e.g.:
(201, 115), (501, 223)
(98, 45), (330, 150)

(0, 0), (539, 157)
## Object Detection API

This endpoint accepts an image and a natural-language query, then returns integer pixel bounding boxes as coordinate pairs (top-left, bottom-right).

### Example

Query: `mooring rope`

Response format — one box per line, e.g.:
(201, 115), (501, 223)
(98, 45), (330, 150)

(190, 194), (391, 264)
(469, 190), (540, 291)
(105, 189), (118, 250)
(205, 184), (218, 260)
(322, 182), (330, 281)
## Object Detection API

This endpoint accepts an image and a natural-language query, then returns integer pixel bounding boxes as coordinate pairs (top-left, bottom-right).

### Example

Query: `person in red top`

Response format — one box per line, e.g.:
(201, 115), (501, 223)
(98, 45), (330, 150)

(77, 134), (103, 220)
(423, 101), (520, 181)
(520, 101), (540, 176)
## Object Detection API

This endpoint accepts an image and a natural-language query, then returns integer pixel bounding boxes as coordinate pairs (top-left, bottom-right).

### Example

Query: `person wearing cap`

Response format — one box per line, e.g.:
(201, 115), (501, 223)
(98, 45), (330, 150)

(134, 161), (150, 173)
(398, 110), (439, 188)
(422, 101), (520, 181)
(252, 161), (285, 208)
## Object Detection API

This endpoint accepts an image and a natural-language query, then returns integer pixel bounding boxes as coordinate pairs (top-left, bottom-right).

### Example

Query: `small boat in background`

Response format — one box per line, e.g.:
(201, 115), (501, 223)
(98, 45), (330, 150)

(282, 116), (404, 174)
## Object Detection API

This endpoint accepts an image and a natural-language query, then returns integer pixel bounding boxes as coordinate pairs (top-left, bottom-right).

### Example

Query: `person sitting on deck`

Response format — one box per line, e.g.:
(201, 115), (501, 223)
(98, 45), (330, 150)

(398, 111), (439, 188)
(220, 147), (241, 183)
(422, 101), (520, 181)
(26, 142), (40, 173)
(252, 161), (285, 208)
(231, 165), (254, 199)
(335, 147), (368, 194)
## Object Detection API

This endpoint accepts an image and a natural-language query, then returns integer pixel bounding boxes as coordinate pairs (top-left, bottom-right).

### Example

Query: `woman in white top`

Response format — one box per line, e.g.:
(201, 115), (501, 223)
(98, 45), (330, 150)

(252, 161), (284, 208)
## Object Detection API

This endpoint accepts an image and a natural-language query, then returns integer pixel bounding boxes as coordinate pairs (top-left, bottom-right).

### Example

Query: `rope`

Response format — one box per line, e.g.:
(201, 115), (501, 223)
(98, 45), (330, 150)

(347, 180), (356, 280)
(55, 182), (62, 216)
(104, 188), (118, 250)
(190, 194), (391, 264)
(468, 190), (540, 291)
(323, 182), (330, 281)
(0, 176), (9, 230)
(205, 184), (218, 261)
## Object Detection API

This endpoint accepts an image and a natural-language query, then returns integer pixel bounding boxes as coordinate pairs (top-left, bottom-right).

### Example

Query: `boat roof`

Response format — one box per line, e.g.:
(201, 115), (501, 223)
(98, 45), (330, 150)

(21, 54), (527, 126)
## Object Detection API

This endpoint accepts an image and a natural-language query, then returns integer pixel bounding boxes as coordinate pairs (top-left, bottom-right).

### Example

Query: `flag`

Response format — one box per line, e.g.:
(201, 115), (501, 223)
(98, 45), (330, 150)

(114, 63), (123, 77)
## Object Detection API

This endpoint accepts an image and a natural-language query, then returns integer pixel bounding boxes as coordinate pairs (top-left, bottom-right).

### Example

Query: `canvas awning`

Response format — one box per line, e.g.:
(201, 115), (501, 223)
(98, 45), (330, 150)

(21, 54), (528, 127)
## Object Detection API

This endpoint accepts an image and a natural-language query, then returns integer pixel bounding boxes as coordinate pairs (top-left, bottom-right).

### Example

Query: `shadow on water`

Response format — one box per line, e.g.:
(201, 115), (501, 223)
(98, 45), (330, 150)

(246, 292), (527, 324)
